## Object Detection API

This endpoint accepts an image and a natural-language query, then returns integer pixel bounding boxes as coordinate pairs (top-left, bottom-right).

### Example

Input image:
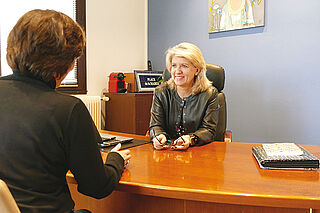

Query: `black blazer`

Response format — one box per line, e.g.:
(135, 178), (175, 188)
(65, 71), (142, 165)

(149, 82), (219, 146)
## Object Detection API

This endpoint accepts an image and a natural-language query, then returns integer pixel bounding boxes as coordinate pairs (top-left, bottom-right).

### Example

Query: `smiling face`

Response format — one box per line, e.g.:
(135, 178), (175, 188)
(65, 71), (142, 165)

(171, 56), (200, 90)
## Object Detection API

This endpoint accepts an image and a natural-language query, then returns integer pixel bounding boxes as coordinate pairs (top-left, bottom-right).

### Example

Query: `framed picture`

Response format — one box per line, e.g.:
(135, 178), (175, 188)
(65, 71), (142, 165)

(208, 0), (265, 33)
(134, 70), (163, 93)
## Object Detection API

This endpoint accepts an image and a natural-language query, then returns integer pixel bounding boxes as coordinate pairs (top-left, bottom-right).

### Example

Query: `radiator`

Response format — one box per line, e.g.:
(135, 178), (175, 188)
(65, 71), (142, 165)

(73, 95), (102, 130)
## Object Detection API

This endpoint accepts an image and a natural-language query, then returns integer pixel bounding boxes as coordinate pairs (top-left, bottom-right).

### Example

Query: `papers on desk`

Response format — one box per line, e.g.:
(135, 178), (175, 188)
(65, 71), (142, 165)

(262, 143), (304, 156)
(252, 143), (319, 170)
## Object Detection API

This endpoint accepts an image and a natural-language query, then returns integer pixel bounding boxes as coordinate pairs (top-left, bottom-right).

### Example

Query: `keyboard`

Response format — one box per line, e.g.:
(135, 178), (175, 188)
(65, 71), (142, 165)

(98, 133), (134, 148)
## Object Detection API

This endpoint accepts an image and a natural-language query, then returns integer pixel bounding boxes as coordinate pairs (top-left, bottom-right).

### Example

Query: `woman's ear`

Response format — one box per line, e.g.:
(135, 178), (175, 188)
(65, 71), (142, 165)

(195, 68), (201, 76)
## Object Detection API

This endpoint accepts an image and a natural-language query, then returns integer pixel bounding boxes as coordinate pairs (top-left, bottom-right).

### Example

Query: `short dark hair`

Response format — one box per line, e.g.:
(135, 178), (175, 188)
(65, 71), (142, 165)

(6, 9), (86, 82)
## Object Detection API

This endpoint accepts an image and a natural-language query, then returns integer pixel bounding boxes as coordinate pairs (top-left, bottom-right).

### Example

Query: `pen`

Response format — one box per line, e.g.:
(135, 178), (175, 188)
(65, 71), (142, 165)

(154, 135), (163, 145)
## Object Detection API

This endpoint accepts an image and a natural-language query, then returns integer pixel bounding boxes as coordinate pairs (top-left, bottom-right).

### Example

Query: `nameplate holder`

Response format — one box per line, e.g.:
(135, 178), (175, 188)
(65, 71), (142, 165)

(134, 70), (163, 92)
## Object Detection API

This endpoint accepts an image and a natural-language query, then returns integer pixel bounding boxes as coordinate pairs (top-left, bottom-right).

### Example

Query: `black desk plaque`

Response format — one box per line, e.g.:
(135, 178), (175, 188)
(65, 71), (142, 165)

(134, 70), (163, 92)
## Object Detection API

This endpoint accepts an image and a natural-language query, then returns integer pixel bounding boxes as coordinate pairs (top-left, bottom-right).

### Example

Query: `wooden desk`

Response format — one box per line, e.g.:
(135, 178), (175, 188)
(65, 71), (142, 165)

(67, 133), (320, 213)
(104, 93), (153, 135)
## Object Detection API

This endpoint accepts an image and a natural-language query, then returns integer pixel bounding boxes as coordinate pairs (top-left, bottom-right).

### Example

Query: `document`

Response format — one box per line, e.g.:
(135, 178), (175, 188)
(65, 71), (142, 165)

(262, 143), (303, 157)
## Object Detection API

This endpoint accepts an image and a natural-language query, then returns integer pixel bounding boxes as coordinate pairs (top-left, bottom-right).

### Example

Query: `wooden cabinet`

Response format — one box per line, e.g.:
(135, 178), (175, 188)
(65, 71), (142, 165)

(104, 93), (153, 135)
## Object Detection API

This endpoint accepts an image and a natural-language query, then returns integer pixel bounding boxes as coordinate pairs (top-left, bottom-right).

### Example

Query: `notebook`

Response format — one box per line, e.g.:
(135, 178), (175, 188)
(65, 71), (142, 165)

(252, 143), (319, 170)
(98, 133), (134, 148)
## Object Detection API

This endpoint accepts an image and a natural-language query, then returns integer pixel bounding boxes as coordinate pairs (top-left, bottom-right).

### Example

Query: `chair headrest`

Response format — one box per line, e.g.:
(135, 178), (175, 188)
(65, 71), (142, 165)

(162, 64), (225, 92)
(206, 64), (225, 92)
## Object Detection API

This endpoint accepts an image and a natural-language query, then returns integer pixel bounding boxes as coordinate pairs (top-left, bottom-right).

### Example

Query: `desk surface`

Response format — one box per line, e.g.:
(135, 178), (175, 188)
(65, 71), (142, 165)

(68, 131), (320, 209)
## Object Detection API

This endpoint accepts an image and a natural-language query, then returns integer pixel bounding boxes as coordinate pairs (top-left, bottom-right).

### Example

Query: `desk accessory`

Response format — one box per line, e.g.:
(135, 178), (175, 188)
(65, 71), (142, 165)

(99, 138), (150, 152)
(252, 143), (319, 170)
(98, 133), (134, 148)
(134, 70), (163, 92)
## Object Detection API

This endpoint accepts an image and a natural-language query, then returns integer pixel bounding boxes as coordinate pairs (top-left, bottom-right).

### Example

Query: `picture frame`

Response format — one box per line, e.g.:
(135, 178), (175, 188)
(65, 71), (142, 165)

(208, 0), (265, 33)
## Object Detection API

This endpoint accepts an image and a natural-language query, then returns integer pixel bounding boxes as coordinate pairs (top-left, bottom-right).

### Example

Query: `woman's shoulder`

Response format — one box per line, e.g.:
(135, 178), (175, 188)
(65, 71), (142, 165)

(198, 85), (218, 100)
(54, 92), (86, 110)
(208, 85), (218, 94)
(154, 81), (171, 93)
(154, 81), (176, 101)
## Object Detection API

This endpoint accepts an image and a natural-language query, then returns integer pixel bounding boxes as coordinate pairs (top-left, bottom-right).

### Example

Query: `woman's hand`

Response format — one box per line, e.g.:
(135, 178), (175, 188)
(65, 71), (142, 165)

(110, 143), (132, 167)
(172, 135), (191, 150)
(152, 134), (167, 150)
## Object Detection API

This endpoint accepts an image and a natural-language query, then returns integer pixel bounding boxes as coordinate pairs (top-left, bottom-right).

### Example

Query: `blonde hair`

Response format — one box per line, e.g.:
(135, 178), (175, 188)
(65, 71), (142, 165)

(165, 42), (212, 94)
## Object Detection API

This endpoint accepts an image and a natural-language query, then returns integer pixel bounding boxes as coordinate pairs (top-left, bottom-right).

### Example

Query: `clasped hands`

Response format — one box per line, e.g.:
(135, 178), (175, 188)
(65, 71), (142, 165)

(153, 134), (191, 150)
(110, 143), (132, 167)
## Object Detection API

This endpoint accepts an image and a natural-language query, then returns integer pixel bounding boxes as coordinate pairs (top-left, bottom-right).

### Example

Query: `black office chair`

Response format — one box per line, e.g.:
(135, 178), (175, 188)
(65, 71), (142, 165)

(163, 64), (231, 142)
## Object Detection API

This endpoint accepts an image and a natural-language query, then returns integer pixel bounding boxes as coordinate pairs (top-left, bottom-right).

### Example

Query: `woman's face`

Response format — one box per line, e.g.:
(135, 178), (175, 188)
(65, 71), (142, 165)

(171, 56), (199, 89)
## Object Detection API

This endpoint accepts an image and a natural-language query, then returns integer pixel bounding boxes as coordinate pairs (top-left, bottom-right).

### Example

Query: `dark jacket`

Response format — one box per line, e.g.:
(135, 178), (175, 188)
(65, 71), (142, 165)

(0, 71), (124, 213)
(149, 82), (219, 145)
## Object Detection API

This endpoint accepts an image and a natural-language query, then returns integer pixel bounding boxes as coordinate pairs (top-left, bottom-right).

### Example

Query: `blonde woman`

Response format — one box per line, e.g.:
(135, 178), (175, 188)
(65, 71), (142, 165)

(149, 42), (219, 150)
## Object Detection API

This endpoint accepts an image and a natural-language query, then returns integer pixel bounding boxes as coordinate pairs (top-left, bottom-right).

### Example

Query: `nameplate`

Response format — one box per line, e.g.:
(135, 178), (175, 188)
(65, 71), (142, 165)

(134, 70), (163, 92)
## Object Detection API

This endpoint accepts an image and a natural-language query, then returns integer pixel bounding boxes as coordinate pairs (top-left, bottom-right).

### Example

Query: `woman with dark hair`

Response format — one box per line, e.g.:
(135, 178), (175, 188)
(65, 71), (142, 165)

(0, 9), (131, 213)
(149, 42), (219, 150)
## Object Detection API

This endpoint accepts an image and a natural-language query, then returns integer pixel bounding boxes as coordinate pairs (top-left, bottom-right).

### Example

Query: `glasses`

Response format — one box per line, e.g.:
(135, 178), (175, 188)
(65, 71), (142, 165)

(154, 134), (173, 146)
(152, 128), (186, 148)
(152, 128), (175, 148)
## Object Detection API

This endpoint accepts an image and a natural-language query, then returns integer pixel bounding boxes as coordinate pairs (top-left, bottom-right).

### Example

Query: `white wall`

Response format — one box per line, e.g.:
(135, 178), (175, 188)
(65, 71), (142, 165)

(86, 0), (148, 96)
